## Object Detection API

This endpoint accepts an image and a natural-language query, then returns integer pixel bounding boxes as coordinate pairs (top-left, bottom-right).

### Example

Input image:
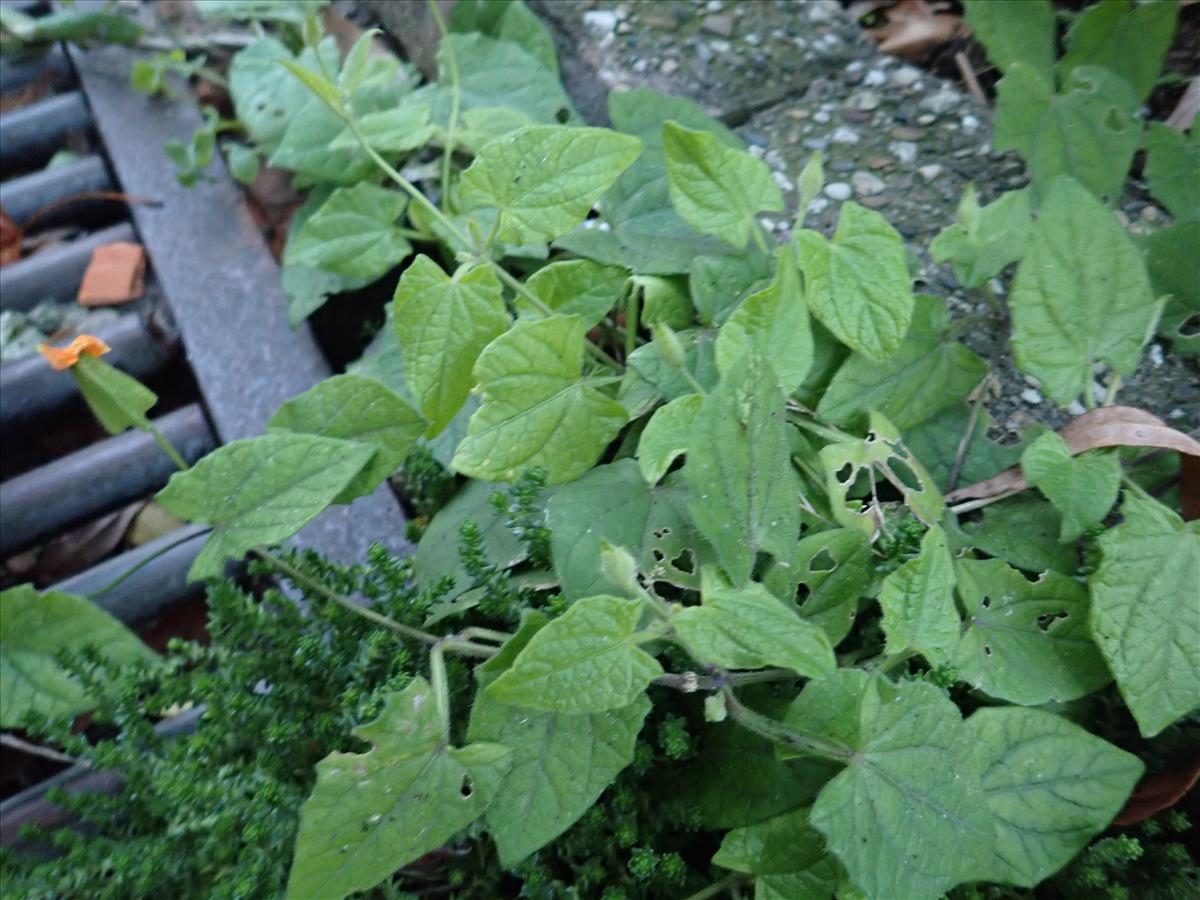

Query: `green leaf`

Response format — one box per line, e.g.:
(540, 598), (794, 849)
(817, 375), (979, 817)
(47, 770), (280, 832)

(517, 259), (628, 329)
(794, 201), (914, 362)
(1145, 220), (1200, 354)
(1090, 490), (1200, 736)
(0, 586), (155, 728)
(715, 244), (813, 393)
(197, 0), (325, 25)
(1059, 0), (1179, 104)
(1010, 176), (1159, 405)
(452, 315), (628, 485)
(485, 595), (663, 712)
(953, 558), (1111, 705)
(623, 328), (719, 406)
(786, 527), (872, 646)
(71, 354), (157, 434)
(631, 275), (692, 329)
(684, 353), (800, 585)
(994, 64), (1140, 204)
(156, 434), (375, 581)
(449, 0), (559, 75)
(638, 394), (704, 484)
(224, 143), (260, 184)
(817, 295), (987, 431)
(662, 120), (783, 248)
(795, 152), (825, 225)
(285, 183), (410, 281)
(286, 678), (511, 900)
(392, 256), (509, 436)
(878, 524), (958, 665)
(966, 707), (1144, 887)
(673, 573), (835, 678)
(413, 479), (526, 593)
(962, 0), (1055, 83)
(330, 103), (434, 155)
(280, 185), (374, 324)
(790, 671), (992, 900)
(469, 691), (649, 866)
(1021, 431), (1121, 541)
(548, 461), (699, 599)
(904, 405), (1035, 491)
(230, 38), (334, 154)
(269, 95), (376, 185)
(960, 496), (1078, 574)
(690, 252), (772, 325)
(714, 805), (843, 899)
(267, 375), (424, 503)
(279, 58), (345, 118)
(929, 186), (1031, 289)
(459, 125), (642, 246)
(1143, 122), (1200, 222)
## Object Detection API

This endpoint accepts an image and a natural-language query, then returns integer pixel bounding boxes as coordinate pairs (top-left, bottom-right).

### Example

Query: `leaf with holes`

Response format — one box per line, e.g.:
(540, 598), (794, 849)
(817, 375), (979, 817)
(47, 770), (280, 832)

(1058, 0), (1178, 104)
(459, 125), (642, 246)
(286, 678), (511, 900)
(393, 256), (509, 436)
(961, 496), (1078, 574)
(156, 434), (375, 581)
(517, 259), (628, 328)
(1021, 431), (1121, 542)
(452, 316), (628, 484)
(953, 558), (1110, 705)
(547, 460), (700, 598)
(662, 120), (784, 249)
(268, 375), (425, 503)
(966, 707), (1143, 887)
(1090, 491), (1200, 737)
(786, 671), (993, 900)
(770, 527), (873, 647)
(1010, 176), (1159, 405)
(638, 393), (704, 484)
(684, 352), (800, 585)
(878, 524), (959, 666)
(794, 201), (913, 362)
(0, 585), (156, 728)
(485, 595), (662, 713)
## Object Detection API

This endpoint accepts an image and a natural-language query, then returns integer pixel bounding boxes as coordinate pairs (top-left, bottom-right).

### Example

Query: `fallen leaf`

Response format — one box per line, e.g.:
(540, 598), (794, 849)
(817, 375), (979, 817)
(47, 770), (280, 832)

(127, 501), (185, 546)
(1181, 453), (1199, 522)
(27, 502), (145, 583)
(0, 207), (21, 266)
(947, 406), (1200, 503)
(77, 242), (146, 306)
(860, 0), (965, 59)
(1113, 756), (1200, 826)
(1165, 77), (1199, 132)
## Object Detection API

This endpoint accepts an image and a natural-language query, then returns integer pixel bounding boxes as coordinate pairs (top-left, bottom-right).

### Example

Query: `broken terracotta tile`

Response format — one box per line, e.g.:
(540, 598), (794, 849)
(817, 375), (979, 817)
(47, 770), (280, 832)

(77, 241), (146, 306)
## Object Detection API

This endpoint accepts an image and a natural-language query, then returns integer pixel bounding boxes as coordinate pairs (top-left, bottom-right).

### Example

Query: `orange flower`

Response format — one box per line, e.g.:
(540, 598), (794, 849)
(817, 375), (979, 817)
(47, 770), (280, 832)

(37, 334), (112, 370)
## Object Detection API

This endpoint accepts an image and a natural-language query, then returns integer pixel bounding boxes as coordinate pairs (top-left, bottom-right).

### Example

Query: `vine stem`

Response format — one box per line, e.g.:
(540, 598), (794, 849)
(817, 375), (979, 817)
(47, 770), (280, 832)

(146, 420), (190, 471)
(430, 644), (451, 742)
(0, 733), (86, 767)
(426, 0), (460, 213)
(722, 687), (851, 762)
(85, 528), (209, 601)
(1103, 374), (1122, 406)
(684, 873), (744, 900)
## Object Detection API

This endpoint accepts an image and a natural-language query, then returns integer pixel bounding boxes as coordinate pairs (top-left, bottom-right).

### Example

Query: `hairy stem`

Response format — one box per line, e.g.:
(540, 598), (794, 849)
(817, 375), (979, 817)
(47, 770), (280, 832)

(722, 687), (851, 762)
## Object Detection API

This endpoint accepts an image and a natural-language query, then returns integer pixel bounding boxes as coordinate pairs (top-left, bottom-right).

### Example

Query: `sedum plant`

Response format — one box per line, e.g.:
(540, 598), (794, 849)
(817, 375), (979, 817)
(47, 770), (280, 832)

(3, 2), (1199, 898)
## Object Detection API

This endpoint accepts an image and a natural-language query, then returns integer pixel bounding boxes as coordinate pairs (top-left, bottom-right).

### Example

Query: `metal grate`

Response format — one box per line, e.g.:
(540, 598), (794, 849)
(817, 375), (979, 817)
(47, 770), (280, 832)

(0, 8), (410, 843)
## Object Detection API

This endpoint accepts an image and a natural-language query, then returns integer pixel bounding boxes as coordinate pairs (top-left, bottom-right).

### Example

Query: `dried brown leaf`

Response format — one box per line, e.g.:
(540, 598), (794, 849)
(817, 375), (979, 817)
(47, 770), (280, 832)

(1113, 756), (1200, 827)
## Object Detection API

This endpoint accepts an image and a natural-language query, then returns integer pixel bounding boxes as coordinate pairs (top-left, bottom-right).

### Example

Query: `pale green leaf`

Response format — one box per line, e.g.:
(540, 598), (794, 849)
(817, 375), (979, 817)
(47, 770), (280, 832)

(281, 185), (374, 324)
(1021, 431), (1121, 541)
(269, 94), (375, 185)
(1059, 0), (1179, 104)
(929, 186), (1031, 289)
(392, 256), (509, 435)
(966, 707), (1144, 887)
(452, 315), (628, 484)
(794, 201), (914, 362)
(548, 460), (699, 598)
(0, 586), (155, 728)
(673, 574), (835, 678)
(878, 524), (958, 665)
(330, 104), (434, 154)
(623, 328), (720, 407)
(1010, 176), (1159, 405)
(638, 394), (704, 484)
(795, 152), (824, 225)
(485, 595), (663, 712)
(662, 120), (783, 248)
(684, 353), (800, 585)
(1143, 122), (1200, 222)
(690, 252), (772, 325)
(963, 0), (1055, 82)
(1090, 490), (1200, 736)
(225, 143), (260, 184)
(229, 37), (335, 153)
(267, 374), (424, 503)
(518, 259), (628, 328)
(449, 0), (559, 75)
(961, 495), (1077, 574)
(459, 125), (642, 245)
(279, 58), (345, 119)
(715, 244), (813, 393)
(286, 183), (410, 281)
(413, 479), (526, 594)
(994, 64), (1140, 204)
(72, 354), (157, 434)
(631, 275), (692, 329)
(790, 671), (992, 900)
(817, 294), (987, 431)
(286, 678), (511, 900)
(156, 434), (375, 581)
(953, 558), (1111, 705)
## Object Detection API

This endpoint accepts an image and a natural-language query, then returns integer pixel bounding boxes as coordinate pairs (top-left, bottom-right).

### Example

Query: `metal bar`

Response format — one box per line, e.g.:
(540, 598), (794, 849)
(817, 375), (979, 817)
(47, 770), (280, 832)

(0, 403), (215, 556)
(0, 313), (176, 428)
(70, 43), (411, 564)
(0, 154), (113, 229)
(0, 44), (69, 93)
(55, 523), (211, 624)
(0, 220), (135, 312)
(0, 89), (92, 168)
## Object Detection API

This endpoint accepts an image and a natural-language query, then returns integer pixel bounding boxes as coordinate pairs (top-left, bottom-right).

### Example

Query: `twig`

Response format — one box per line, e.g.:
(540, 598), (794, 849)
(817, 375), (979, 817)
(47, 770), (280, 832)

(947, 369), (994, 493)
(20, 192), (162, 231)
(954, 51), (987, 106)
(1, 733), (87, 767)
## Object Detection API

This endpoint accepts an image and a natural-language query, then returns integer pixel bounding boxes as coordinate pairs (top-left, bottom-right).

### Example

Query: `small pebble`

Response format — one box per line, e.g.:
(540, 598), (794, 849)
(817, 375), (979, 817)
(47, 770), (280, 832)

(711, 39), (731, 52)
(921, 90), (961, 115)
(831, 126), (860, 145)
(824, 182), (853, 201)
(864, 69), (887, 87)
(702, 14), (734, 37)
(773, 170), (795, 193)
(660, 58), (679, 75)
(582, 10), (617, 33)
(860, 195), (889, 209)
(890, 140), (918, 164)
(917, 113), (937, 125)
(813, 110), (832, 124)
(891, 126), (925, 141)
(918, 164), (943, 182)
(1140, 205), (1163, 222)
(1067, 400), (1087, 416)
(808, 196), (830, 214)
(867, 155), (893, 170)
(891, 66), (922, 88)
(851, 171), (886, 196)
(848, 90), (881, 111)
(744, 33), (761, 46)
(962, 114), (980, 131)
(1023, 374), (1042, 388)
(1169, 408), (1185, 420)
(1021, 388), (1044, 405)
(1092, 382), (1107, 404)
(1149, 343), (1165, 366)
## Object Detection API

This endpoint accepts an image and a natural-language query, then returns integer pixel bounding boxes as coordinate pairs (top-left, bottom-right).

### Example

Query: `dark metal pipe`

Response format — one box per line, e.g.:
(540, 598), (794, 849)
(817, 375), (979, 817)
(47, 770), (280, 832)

(0, 90), (92, 168)
(0, 154), (112, 230)
(0, 404), (215, 556)
(0, 221), (135, 312)
(0, 45), (70, 93)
